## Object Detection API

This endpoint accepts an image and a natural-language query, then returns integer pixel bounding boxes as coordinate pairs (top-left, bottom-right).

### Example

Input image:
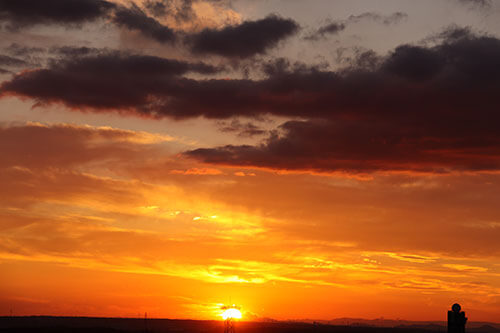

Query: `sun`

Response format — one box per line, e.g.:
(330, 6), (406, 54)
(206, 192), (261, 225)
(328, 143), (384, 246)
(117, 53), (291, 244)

(221, 307), (242, 320)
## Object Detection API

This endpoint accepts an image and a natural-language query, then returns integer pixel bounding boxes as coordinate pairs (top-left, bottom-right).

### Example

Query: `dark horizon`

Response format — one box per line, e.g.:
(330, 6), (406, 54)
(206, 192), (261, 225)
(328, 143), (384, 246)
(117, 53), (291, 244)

(2, 315), (500, 332)
(1, 313), (500, 327)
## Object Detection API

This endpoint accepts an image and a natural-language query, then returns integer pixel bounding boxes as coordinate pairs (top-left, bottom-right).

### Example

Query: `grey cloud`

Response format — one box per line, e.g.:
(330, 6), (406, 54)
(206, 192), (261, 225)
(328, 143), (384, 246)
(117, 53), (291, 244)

(5, 43), (46, 57)
(304, 22), (346, 41)
(306, 12), (408, 41)
(217, 119), (267, 138)
(113, 4), (177, 43)
(144, 0), (195, 23)
(187, 15), (300, 58)
(347, 12), (408, 25)
(0, 0), (116, 30)
(457, 0), (492, 9)
(0, 54), (28, 67)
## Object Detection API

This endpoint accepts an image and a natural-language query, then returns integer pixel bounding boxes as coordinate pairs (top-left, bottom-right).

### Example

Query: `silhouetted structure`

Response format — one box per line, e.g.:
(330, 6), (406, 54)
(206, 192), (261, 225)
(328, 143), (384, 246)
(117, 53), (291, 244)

(448, 303), (467, 333)
(224, 316), (236, 333)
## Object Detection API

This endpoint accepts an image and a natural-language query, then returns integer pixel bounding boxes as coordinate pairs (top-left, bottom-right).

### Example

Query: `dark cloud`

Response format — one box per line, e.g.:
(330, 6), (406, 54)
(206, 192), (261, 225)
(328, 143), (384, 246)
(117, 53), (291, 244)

(0, 0), (178, 44)
(0, 54), (28, 67)
(144, 0), (195, 23)
(144, 0), (169, 17)
(306, 12), (407, 41)
(185, 115), (500, 173)
(217, 119), (267, 138)
(5, 43), (45, 57)
(48, 46), (102, 58)
(3, 28), (500, 120)
(0, 51), (223, 112)
(3, 29), (500, 175)
(0, 1), (299, 57)
(318, 22), (346, 35)
(350, 50), (381, 70)
(433, 25), (475, 42)
(347, 11), (408, 25)
(261, 57), (329, 76)
(305, 22), (346, 41)
(188, 15), (300, 58)
(113, 4), (177, 43)
(174, 0), (194, 22)
(183, 30), (500, 174)
(0, 0), (115, 29)
(381, 45), (446, 81)
(261, 57), (293, 76)
(1, 44), (45, 68)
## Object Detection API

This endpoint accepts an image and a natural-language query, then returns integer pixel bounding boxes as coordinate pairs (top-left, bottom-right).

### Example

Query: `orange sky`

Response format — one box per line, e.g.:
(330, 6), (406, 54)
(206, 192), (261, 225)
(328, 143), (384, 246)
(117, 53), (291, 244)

(0, 120), (499, 322)
(1, 0), (500, 324)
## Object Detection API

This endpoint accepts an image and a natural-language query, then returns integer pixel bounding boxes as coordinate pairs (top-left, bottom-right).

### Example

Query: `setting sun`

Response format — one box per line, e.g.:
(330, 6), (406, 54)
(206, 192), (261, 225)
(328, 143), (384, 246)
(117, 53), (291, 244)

(221, 308), (242, 320)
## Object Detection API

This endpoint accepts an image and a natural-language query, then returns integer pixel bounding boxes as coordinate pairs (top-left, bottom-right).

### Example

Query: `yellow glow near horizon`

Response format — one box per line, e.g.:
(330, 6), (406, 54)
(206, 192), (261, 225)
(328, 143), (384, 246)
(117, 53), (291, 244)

(221, 308), (242, 320)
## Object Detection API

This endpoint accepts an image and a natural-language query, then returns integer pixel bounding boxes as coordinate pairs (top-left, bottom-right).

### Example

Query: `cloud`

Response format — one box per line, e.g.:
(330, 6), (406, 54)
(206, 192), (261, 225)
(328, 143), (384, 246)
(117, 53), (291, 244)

(2, 43), (46, 67)
(5, 43), (46, 57)
(0, 122), (171, 170)
(217, 119), (267, 137)
(457, 0), (492, 9)
(185, 109), (500, 173)
(187, 15), (300, 58)
(442, 263), (488, 272)
(0, 1), (297, 57)
(170, 167), (223, 175)
(184, 31), (500, 174)
(144, 0), (171, 18)
(0, 51), (223, 113)
(381, 44), (446, 81)
(0, 0), (178, 44)
(48, 45), (102, 57)
(3, 29), (500, 174)
(0, 0), (116, 29)
(3, 29), (499, 118)
(113, 3), (177, 43)
(305, 12), (407, 41)
(347, 12), (408, 25)
(305, 22), (346, 41)
(144, 0), (195, 23)
(0, 54), (28, 67)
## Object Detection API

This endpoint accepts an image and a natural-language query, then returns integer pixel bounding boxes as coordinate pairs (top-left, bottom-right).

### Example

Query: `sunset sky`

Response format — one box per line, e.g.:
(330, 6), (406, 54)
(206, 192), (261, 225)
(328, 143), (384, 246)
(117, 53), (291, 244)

(1, 0), (500, 323)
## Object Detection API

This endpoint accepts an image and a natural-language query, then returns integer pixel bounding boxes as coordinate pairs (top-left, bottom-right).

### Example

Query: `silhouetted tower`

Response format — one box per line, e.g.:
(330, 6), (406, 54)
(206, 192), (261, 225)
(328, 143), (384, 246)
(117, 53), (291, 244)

(224, 316), (235, 333)
(448, 303), (467, 333)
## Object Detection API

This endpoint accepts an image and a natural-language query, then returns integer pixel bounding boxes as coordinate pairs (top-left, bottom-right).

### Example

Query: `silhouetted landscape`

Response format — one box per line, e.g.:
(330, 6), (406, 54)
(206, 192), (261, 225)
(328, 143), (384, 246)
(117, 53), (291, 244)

(1, 317), (500, 333)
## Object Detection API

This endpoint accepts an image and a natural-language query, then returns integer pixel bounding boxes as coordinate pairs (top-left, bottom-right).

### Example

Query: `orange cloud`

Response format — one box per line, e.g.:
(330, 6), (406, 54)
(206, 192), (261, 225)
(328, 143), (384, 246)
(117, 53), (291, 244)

(170, 167), (223, 175)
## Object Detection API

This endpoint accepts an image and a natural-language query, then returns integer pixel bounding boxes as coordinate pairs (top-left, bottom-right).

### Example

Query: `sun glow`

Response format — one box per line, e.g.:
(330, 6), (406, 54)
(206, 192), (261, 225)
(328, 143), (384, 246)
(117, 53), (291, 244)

(221, 307), (242, 320)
